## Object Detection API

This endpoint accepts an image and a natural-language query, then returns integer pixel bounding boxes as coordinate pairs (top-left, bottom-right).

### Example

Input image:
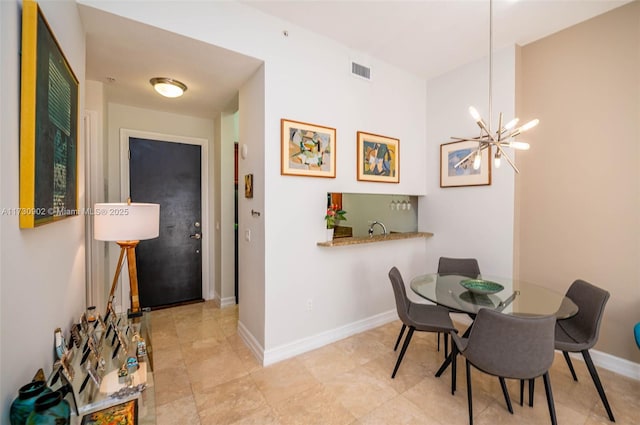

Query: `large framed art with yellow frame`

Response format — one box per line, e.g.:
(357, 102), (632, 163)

(19, 0), (79, 228)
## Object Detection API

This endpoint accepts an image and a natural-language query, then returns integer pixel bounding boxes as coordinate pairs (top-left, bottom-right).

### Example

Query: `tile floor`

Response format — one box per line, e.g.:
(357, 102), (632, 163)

(150, 301), (639, 425)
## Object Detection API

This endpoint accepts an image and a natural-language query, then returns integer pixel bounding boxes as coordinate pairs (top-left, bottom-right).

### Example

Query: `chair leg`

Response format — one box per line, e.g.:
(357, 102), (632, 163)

(582, 350), (615, 422)
(542, 372), (558, 425)
(520, 379), (524, 406)
(394, 324), (406, 351)
(391, 326), (415, 378)
(499, 377), (513, 414)
(444, 333), (449, 358)
(451, 343), (457, 395)
(529, 378), (535, 407)
(437, 332), (441, 352)
(466, 360), (473, 425)
(562, 351), (578, 381)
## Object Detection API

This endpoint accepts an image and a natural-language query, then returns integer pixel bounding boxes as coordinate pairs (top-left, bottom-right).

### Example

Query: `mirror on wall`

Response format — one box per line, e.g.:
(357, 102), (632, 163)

(327, 193), (419, 238)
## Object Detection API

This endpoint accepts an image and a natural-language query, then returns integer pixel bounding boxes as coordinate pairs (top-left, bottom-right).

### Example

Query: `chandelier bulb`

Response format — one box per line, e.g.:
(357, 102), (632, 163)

(469, 106), (481, 123)
(494, 153), (501, 168)
(504, 118), (519, 131)
(519, 119), (540, 133)
(473, 152), (482, 170)
(509, 141), (531, 150)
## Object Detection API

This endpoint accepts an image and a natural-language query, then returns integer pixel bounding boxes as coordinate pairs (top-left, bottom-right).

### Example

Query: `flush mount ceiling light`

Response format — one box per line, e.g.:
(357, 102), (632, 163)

(149, 77), (187, 98)
(451, 0), (538, 173)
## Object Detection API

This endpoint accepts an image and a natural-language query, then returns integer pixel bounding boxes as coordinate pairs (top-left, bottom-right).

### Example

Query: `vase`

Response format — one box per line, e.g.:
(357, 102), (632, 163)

(10, 381), (52, 425)
(25, 391), (70, 425)
(326, 228), (334, 241)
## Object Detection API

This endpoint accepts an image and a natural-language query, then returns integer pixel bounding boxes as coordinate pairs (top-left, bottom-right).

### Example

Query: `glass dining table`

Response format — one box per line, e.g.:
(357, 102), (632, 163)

(410, 273), (578, 377)
(410, 273), (578, 319)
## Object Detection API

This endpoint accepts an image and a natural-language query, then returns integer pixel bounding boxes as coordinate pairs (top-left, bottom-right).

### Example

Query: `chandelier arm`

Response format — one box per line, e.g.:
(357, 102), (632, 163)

(454, 143), (489, 168)
(496, 144), (520, 173)
(451, 136), (482, 141)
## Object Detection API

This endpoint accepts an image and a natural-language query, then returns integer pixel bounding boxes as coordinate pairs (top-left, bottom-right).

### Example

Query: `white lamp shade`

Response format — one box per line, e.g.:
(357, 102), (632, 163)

(93, 203), (160, 242)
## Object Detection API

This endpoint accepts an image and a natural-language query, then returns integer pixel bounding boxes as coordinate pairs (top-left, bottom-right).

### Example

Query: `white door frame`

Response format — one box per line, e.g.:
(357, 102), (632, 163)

(119, 128), (211, 308)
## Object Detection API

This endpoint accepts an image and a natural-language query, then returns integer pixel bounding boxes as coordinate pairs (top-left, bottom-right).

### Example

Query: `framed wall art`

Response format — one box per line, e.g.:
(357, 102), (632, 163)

(19, 0), (79, 228)
(244, 174), (253, 198)
(356, 131), (399, 183)
(281, 119), (336, 178)
(440, 141), (491, 188)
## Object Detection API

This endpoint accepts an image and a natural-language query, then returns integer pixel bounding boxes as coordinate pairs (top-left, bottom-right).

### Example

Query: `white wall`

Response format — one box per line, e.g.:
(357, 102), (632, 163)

(422, 47), (518, 277)
(80, 1), (428, 361)
(238, 66), (267, 354)
(0, 0), (86, 418)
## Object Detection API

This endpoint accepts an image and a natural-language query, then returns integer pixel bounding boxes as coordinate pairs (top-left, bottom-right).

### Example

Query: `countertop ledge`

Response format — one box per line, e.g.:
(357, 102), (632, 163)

(317, 231), (433, 247)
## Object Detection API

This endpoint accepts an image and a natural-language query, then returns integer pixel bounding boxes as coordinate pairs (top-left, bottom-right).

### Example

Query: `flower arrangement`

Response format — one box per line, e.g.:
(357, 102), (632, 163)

(325, 204), (347, 229)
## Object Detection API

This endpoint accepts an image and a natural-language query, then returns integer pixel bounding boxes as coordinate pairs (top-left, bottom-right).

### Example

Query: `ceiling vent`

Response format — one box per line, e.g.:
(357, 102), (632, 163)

(351, 61), (371, 81)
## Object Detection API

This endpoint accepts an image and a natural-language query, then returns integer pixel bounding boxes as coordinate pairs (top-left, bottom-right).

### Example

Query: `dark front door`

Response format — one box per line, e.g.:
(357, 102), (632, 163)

(129, 137), (203, 309)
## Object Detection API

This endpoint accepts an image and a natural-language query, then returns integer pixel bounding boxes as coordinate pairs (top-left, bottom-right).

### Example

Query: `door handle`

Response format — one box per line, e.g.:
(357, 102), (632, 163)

(190, 233), (202, 240)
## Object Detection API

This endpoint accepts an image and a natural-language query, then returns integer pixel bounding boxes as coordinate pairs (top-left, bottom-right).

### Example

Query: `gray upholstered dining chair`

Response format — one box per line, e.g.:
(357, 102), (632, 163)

(436, 257), (481, 352)
(388, 266), (457, 378)
(437, 257), (481, 278)
(451, 308), (558, 425)
(555, 279), (615, 422)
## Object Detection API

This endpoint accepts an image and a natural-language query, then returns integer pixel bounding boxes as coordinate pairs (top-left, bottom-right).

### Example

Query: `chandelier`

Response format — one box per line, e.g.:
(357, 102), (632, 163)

(451, 0), (538, 173)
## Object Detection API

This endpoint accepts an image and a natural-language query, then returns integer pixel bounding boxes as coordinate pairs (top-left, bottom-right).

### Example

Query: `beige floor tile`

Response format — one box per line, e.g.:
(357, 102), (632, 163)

(250, 358), (321, 405)
(402, 373), (489, 425)
(176, 321), (228, 346)
(153, 364), (193, 407)
(152, 346), (184, 372)
(228, 405), (281, 425)
(195, 374), (269, 425)
(297, 344), (360, 383)
(188, 348), (249, 392)
(323, 364), (399, 418)
(156, 394), (201, 425)
(272, 383), (356, 425)
(362, 351), (429, 394)
(333, 332), (388, 366)
(358, 394), (442, 425)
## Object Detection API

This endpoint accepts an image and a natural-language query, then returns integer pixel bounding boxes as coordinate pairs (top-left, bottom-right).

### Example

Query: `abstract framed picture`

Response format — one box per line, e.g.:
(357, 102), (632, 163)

(81, 399), (138, 425)
(19, 0), (79, 228)
(356, 131), (399, 183)
(281, 119), (336, 178)
(440, 141), (491, 188)
(244, 174), (253, 198)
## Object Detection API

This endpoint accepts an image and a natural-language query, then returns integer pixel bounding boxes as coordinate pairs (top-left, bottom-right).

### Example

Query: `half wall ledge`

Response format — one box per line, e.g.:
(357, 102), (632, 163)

(317, 231), (433, 247)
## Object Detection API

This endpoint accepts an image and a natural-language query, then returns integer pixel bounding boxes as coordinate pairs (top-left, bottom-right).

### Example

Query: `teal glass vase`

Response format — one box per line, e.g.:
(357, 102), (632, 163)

(25, 391), (70, 425)
(10, 381), (51, 425)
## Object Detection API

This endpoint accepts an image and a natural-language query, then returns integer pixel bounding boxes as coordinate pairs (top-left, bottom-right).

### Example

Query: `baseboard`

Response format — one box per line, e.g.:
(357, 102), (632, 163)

(220, 296), (236, 308)
(211, 291), (236, 309)
(237, 320), (265, 365)
(569, 349), (640, 381)
(262, 309), (398, 366)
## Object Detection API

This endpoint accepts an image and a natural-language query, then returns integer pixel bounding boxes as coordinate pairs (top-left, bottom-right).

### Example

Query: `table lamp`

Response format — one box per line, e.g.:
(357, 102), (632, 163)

(93, 201), (160, 317)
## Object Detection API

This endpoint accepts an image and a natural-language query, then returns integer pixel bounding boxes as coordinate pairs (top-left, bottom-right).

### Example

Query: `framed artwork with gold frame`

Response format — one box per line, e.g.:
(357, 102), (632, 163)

(19, 0), (79, 228)
(356, 131), (399, 183)
(281, 119), (336, 178)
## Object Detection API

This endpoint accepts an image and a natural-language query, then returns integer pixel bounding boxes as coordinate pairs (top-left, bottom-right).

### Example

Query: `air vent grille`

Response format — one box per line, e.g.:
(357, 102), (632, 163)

(351, 61), (371, 81)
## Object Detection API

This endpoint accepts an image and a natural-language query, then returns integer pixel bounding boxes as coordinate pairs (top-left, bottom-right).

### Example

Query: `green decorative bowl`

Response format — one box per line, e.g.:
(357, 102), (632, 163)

(460, 279), (504, 295)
